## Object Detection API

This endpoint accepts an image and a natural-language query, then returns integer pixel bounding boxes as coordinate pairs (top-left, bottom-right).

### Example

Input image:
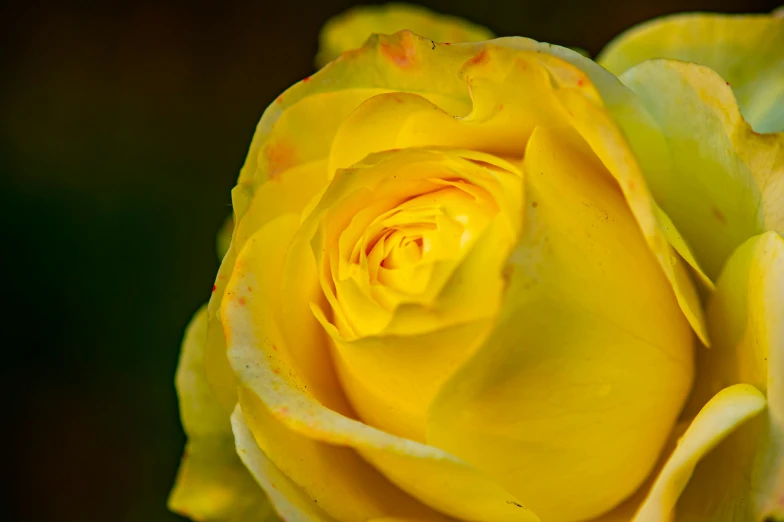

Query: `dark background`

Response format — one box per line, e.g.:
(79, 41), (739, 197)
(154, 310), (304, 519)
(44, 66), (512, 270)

(1, 1), (777, 521)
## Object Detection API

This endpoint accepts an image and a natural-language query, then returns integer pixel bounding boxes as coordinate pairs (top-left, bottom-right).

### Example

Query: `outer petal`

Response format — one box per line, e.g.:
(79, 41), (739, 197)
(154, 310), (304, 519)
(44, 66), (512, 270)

(170, 436), (279, 522)
(233, 160), (329, 248)
(327, 44), (596, 174)
(232, 405), (338, 522)
(495, 38), (718, 291)
(205, 136), (343, 419)
(222, 215), (539, 521)
(217, 215), (233, 260)
(632, 384), (767, 522)
(238, 388), (443, 522)
(169, 307), (277, 522)
(653, 205), (714, 291)
(618, 59), (784, 279)
(673, 232), (784, 521)
(492, 39), (712, 344)
(238, 31), (481, 198)
(598, 12), (784, 133)
(316, 3), (494, 67)
(553, 85), (709, 344)
(427, 127), (695, 522)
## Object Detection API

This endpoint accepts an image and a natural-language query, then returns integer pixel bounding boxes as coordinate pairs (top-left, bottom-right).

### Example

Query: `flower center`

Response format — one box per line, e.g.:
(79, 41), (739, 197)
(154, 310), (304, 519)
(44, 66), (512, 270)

(309, 148), (523, 441)
(332, 184), (494, 336)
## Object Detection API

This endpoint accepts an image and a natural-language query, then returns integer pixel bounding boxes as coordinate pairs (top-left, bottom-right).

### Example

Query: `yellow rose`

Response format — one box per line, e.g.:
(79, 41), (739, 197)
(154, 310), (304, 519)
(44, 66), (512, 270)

(170, 4), (784, 522)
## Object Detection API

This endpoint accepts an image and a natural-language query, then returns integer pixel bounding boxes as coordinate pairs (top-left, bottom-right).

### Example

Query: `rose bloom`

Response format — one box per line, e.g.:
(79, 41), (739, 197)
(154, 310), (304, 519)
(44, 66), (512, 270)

(169, 4), (784, 522)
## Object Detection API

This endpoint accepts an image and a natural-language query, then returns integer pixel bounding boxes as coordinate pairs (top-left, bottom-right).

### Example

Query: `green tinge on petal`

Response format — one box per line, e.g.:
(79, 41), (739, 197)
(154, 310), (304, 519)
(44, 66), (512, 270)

(631, 384), (767, 522)
(169, 307), (276, 521)
(598, 11), (784, 133)
(674, 232), (784, 521)
(169, 437), (279, 522)
(653, 204), (714, 291)
(316, 3), (494, 68)
(216, 214), (234, 260)
(619, 59), (784, 280)
(175, 306), (228, 438)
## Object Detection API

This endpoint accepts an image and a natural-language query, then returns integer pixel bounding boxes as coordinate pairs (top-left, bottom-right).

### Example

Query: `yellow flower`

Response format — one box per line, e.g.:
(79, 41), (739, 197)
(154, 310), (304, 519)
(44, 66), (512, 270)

(169, 4), (784, 522)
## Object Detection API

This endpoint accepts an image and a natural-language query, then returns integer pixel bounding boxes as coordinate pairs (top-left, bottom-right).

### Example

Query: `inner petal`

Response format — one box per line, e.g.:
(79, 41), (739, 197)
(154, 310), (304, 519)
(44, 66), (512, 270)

(334, 185), (494, 329)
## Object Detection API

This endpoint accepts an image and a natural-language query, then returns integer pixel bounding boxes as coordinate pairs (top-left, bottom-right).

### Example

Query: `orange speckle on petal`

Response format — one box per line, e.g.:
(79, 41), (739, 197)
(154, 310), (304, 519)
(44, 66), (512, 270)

(712, 206), (728, 224)
(276, 95), (283, 103)
(303, 76), (311, 83)
(279, 406), (289, 415)
(212, 284), (217, 292)
(380, 32), (417, 68)
(577, 78), (585, 87)
(238, 297), (246, 306)
(265, 141), (296, 179)
(272, 367), (281, 374)
(466, 49), (490, 67)
(247, 285), (253, 292)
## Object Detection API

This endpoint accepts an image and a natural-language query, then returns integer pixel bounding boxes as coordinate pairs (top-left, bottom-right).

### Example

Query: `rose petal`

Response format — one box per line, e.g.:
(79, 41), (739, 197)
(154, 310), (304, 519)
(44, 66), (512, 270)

(427, 126), (695, 522)
(554, 86), (710, 346)
(617, 59), (784, 281)
(631, 384), (767, 522)
(328, 44), (591, 174)
(238, 31), (479, 194)
(675, 232), (784, 520)
(232, 404), (336, 522)
(598, 11), (784, 133)
(316, 3), (493, 68)
(169, 307), (276, 522)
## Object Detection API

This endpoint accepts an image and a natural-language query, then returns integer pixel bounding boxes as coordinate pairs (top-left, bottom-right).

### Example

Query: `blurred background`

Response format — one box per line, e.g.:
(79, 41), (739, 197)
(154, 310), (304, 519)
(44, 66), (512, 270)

(1, 0), (778, 520)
